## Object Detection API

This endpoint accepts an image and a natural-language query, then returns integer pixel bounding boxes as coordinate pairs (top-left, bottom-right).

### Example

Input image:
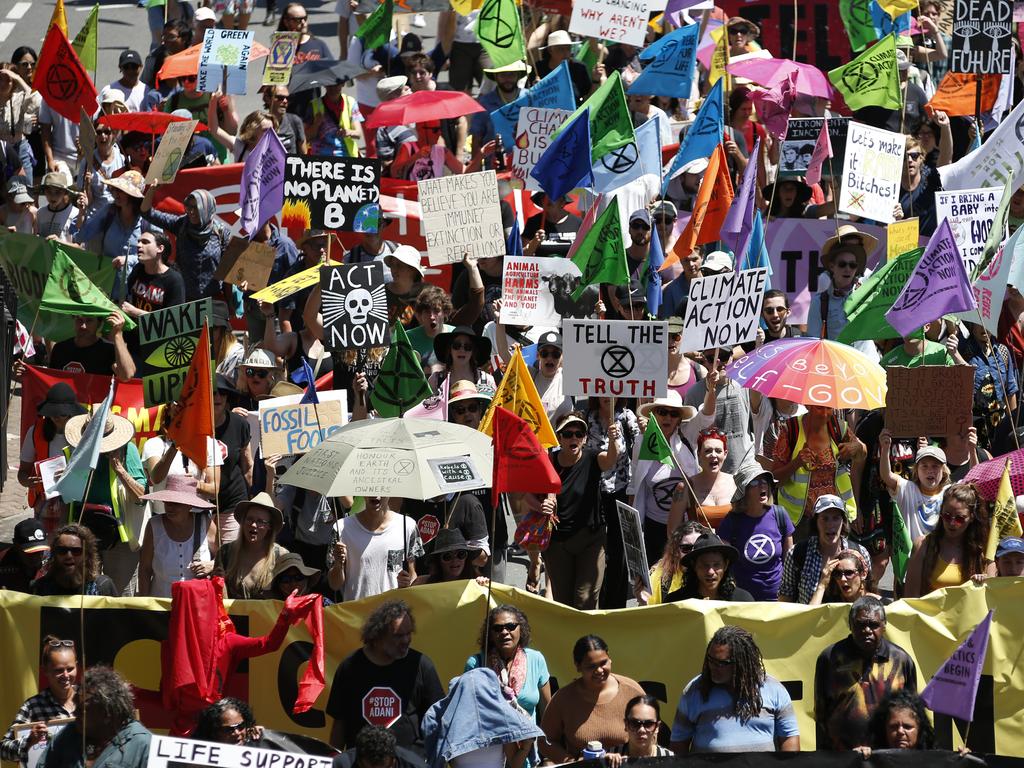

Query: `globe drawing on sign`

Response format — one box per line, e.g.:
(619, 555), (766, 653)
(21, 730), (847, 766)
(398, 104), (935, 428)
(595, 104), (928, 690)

(161, 148), (184, 182)
(353, 203), (381, 233)
(214, 43), (242, 66)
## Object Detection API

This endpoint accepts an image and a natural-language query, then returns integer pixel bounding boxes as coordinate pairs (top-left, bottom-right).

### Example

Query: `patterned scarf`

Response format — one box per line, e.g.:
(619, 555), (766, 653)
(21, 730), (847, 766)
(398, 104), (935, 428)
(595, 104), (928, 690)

(488, 646), (528, 702)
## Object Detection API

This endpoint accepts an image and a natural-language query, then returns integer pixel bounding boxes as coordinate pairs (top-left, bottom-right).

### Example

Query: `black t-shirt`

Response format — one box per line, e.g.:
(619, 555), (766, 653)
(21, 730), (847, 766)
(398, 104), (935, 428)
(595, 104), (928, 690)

(48, 338), (117, 376)
(452, 269), (503, 334)
(900, 163), (941, 236)
(127, 266), (186, 314)
(31, 573), (119, 597)
(215, 412), (251, 511)
(522, 211), (583, 258)
(403, 494), (489, 552)
(535, 58), (593, 105)
(549, 447), (604, 538)
(325, 648), (444, 754)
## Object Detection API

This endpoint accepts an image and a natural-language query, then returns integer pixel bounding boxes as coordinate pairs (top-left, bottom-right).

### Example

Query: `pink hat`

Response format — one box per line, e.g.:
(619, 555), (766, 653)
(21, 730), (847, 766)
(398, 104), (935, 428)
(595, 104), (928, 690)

(141, 474), (214, 510)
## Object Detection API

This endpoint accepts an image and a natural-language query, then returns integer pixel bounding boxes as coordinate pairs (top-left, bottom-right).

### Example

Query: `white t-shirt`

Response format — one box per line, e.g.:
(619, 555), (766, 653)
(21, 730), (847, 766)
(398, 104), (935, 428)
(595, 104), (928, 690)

(332, 512), (424, 602)
(38, 103), (79, 167)
(893, 476), (948, 542)
(141, 436), (221, 516)
(105, 80), (158, 112)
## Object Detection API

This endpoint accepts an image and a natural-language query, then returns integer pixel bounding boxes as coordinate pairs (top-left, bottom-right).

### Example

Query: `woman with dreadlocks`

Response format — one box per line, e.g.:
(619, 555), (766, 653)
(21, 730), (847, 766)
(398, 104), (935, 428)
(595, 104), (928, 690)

(669, 626), (800, 753)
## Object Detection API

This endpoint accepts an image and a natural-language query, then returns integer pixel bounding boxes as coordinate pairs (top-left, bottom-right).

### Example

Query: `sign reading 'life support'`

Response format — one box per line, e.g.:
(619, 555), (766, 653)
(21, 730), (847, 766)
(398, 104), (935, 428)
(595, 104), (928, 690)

(681, 269), (768, 352)
(562, 319), (668, 398)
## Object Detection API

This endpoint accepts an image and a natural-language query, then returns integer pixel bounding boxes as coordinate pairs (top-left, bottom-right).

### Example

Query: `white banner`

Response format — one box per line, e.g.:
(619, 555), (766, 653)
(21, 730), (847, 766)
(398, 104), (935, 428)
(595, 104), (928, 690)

(935, 187), (1004, 275)
(569, 0), (650, 47)
(500, 255), (589, 326)
(148, 735), (333, 768)
(418, 170), (505, 265)
(940, 96), (1024, 193)
(512, 107), (570, 191)
(561, 319), (667, 398)
(839, 122), (905, 224)
(681, 269), (768, 353)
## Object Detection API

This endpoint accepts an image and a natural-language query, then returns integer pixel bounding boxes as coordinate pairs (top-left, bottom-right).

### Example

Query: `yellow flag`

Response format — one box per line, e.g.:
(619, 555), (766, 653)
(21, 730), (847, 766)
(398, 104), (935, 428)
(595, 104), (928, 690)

(478, 348), (558, 448)
(985, 459), (1024, 561)
(48, 0), (68, 36)
(449, 0), (483, 15)
(877, 0), (918, 19)
(708, 26), (727, 86)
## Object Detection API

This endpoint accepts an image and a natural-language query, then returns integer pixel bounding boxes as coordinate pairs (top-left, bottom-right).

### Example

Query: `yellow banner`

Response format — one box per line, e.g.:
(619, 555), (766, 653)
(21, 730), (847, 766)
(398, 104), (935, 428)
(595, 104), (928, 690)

(249, 260), (342, 303)
(2, 581), (1023, 755)
(887, 217), (920, 261)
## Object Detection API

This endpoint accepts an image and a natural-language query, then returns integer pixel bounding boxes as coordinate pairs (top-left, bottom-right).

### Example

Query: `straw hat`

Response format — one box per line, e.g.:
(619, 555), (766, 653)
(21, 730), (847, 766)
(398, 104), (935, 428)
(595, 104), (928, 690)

(233, 492), (285, 528)
(385, 245), (426, 279)
(637, 390), (698, 420)
(483, 61), (532, 79)
(64, 412), (135, 453)
(271, 552), (321, 580)
(141, 474), (215, 510)
(820, 224), (879, 273)
(270, 381), (305, 397)
(726, 16), (760, 36)
(448, 379), (492, 406)
(102, 170), (146, 199)
(543, 30), (573, 49)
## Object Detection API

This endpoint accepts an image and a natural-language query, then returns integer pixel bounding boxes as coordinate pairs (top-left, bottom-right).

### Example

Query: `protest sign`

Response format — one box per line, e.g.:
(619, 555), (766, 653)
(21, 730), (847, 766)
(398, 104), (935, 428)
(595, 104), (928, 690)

(77, 107), (96, 179)
(562, 319), (667, 398)
(681, 269), (768, 352)
(15, 719), (72, 768)
(615, 501), (652, 595)
(213, 237), (275, 291)
(511, 107), (571, 191)
(501, 256), (595, 326)
(249, 260), (342, 303)
(935, 187), (1003, 275)
(262, 31), (299, 86)
(491, 61), (576, 150)
(320, 262), (390, 351)
(973, 223), (1020, 334)
(887, 218), (920, 261)
(940, 96), (1024, 192)
(840, 122), (905, 224)
(146, 119), (197, 185)
(259, 390), (348, 456)
(418, 170), (505, 265)
(197, 28), (255, 95)
(283, 155), (381, 232)
(951, 0), (1013, 74)
(569, 0), (649, 47)
(779, 118), (848, 180)
(138, 299), (213, 407)
(148, 735), (334, 768)
(427, 456), (487, 493)
(885, 366), (975, 438)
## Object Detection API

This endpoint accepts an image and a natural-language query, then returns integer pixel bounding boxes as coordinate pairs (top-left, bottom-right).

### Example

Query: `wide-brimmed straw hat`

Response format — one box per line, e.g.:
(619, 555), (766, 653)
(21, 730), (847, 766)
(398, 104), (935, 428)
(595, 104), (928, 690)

(64, 412), (135, 453)
(820, 224), (879, 273)
(101, 170), (146, 199)
(637, 390), (698, 421)
(141, 474), (214, 509)
(448, 379), (492, 406)
(233, 492), (284, 528)
(272, 552), (321, 580)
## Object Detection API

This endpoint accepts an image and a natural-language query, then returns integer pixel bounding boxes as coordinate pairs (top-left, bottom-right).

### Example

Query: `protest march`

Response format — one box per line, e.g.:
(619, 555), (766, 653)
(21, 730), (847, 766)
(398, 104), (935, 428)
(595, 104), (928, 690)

(6, 0), (1024, 766)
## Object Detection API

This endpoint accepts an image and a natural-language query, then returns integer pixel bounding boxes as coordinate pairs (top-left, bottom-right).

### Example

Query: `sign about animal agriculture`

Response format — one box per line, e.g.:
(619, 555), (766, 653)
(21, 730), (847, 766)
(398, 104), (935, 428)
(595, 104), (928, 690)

(681, 269), (768, 353)
(417, 170), (505, 265)
(839, 122), (905, 224)
(320, 262), (390, 352)
(259, 390), (348, 456)
(283, 155), (381, 233)
(501, 256), (592, 326)
(197, 28), (255, 95)
(562, 319), (668, 398)
(138, 298), (212, 407)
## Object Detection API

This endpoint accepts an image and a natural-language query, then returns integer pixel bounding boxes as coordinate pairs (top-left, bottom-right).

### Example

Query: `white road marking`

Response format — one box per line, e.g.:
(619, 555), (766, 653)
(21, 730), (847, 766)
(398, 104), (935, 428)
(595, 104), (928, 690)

(0, 22), (14, 43)
(6, 3), (32, 20)
(74, 2), (134, 7)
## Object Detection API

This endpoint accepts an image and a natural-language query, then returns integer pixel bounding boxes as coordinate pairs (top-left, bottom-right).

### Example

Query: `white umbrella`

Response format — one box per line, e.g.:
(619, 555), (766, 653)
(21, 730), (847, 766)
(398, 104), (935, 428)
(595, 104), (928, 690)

(279, 418), (493, 500)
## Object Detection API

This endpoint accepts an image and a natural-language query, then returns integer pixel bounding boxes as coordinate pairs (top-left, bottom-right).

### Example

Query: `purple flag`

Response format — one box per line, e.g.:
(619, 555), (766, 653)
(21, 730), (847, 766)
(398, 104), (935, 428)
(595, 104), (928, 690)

(805, 118), (833, 187)
(721, 138), (760, 258)
(885, 218), (978, 337)
(239, 128), (287, 239)
(920, 610), (993, 722)
(750, 71), (797, 141)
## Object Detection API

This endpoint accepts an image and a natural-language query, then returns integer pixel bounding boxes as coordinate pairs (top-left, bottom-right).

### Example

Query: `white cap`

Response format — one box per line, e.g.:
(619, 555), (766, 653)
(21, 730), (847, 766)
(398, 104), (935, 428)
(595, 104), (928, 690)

(195, 7), (216, 21)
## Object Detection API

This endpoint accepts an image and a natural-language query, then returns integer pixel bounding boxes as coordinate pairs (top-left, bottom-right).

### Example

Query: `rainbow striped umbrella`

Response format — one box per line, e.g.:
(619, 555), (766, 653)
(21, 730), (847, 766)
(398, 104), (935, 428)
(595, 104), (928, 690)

(725, 338), (887, 410)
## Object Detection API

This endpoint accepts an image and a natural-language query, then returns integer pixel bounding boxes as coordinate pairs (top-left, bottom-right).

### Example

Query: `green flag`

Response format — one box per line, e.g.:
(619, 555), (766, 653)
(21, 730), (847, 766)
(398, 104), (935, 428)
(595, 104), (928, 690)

(370, 322), (433, 417)
(637, 419), (673, 466)
(356, 0), (393, 53)
(828, 34), (901, 111)
(554, 71), (635, 163)
(838, 247), (923, 343)
(570, 198), (629, 301)
(575, 40), (598, 75)
(72, 4), (99, 73)
(891, 501), (913, 583)
(838, 0), (878, 53)
(476, 0), (526, 70)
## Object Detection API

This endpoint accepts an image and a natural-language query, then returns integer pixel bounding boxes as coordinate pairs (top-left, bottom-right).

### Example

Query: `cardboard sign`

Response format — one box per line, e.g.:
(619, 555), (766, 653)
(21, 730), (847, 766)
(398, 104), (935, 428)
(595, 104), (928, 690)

(262, 31), (300, 86)
(284, 155), (381, 232)
(501, 256), (594, 326)
(951, 0), (1013, 74)
(512, 107), (571, 191)
(197, 28), (256, 95)
(148, 735), (334, 768)
(214, 236), (276, 291)
(418, 170), (505, 265)
(887, 218), (920, 261)
(249, 259), (342, 303)
(562, 319), (667, 398)
(137, 298), (212, 407)
(885, 365), (976, 438)
(615, 501), (652, 595)
(427, 456), (486, 492)
(569, 0), (650, 47)
(146, 119), (197, 185)
(935, 186), (1004, 275)
(840, 122), (905, 224)
(681, 269), (768, 353)
(779, 117), (849, 180)
(258, 390), (348, 456)
(320, 262), (390, 351)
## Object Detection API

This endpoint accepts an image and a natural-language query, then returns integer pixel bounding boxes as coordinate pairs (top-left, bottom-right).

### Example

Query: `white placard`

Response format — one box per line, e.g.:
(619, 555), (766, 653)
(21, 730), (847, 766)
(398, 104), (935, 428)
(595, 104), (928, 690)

(512, 107), (571, 191)
(935, 186), (1004, 275)
(561, 319), (668, 398)
(569, 0), (650, 47)
(681, 269), (768, 353)
(839, 122), (905, 225)
(148, 735), (334, 768)
(37, 454), (67, 500)
(417, 170), (505, 265)
(501, 255), (590, 326)
(197, 28), (256, 95)
(426, 456), (486, 492)
(940, 96), (1024, 193)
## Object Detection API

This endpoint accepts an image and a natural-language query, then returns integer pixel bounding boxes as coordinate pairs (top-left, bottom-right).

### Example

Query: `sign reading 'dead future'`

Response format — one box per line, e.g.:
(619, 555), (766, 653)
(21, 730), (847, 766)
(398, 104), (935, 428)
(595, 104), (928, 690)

(562, 319), (667, 398)
(681, 268), (768, 353)
(320, 262), (390, 352)
(284, 155), (381, 233)
(951, 0), (1014, 75)
(138, 298), (212, 406)
(259, 390), (348, 456)
(417, 170), (505, 265)
(885, 365), (976, 438)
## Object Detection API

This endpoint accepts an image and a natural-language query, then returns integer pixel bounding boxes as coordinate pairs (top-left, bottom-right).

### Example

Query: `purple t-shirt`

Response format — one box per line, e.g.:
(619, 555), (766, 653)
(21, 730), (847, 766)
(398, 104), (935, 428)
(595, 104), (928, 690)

(717, 505), (794, 601)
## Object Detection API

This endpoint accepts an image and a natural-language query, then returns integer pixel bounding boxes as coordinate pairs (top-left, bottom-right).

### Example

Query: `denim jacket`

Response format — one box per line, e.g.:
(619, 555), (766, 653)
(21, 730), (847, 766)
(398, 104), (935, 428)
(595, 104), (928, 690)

(422, 668), (545, 768)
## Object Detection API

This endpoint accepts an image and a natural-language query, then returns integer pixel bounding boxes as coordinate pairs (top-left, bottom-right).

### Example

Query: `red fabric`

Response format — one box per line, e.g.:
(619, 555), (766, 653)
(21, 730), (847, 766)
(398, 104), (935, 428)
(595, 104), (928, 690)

(287, 593), (326, 714)
(998, 302), (1024, 372)
(34, 26), (97, 121)
(492, 407), (561, 506)
(166, 324), (214, 469)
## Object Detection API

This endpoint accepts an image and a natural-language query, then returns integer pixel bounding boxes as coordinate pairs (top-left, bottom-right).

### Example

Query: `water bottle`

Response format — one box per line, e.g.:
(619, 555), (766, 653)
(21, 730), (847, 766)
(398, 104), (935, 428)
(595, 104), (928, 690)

(493, 133), (507, 171)
(582, 741), (605, 761)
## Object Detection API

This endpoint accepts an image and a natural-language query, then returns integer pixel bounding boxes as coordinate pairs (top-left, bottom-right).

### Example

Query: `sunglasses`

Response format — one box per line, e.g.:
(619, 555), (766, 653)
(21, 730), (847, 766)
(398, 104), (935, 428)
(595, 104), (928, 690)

(763, 306), (787, 314)
(272, 95), (289, 101)
(539, 349), (561, 359)
(286, 14), (308, 20)
(941, 511), (970, 525)
(53, 545), (84, 556)
(450, 341), (475, 352)
(707, 656), (734, 666)
(96, 129), (112, 136)
(451, 403), (481, 416)
(48, 639), (75, 648)
(219, 722), (247, 733)
(441, 550), (468, 561)
(833, 568), (859, 579)
(653, 407), (680, 417)
(679, 543), (695, 553)
(626, 718), (658, 730)
(183, 75), (198, 83)
(246, 518), (271, 529)
(835, 260), (858, 270)
(246, 368), (270, 378)
(491, 622), (519, 633)
(907, 152), (922, 160)
(560, 430), (586, 439)
(630, 223), (651, 231)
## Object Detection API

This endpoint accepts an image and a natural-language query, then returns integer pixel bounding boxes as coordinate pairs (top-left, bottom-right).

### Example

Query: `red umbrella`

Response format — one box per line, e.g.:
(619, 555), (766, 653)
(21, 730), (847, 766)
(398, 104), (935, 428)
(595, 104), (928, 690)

(364, 90), (485, 129)
(156, 41), (271, 84)
(99, 112), (208, 134)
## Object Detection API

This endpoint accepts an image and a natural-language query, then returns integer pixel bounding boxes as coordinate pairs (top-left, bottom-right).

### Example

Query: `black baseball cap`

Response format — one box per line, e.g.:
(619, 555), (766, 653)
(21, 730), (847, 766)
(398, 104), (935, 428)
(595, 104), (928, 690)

(537, 331), (562, 350)
(14, 519), (49, 554)
(119, 50), (143, 68)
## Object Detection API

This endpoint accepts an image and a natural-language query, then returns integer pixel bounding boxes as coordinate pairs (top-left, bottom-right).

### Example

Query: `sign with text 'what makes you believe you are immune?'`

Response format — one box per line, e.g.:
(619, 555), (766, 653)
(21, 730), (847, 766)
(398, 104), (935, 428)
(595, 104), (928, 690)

(417, 170), (505, 265)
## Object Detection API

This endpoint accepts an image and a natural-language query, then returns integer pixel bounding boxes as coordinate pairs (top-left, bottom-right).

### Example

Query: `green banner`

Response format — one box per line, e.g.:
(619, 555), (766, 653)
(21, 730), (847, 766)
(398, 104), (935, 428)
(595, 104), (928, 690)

(476, 0), (526, 70)
(828, 33), (901, 111)
(137, 298), (213, 407)
(370, 322), (433, 417)
(356, 0), (393, 52)
(838, 247), (923, 343)
(571, 198), (628, 301)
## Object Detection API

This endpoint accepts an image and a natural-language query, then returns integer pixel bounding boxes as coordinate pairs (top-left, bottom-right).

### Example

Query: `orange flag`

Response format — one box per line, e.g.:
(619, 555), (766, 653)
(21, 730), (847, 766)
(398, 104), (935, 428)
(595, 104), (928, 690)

(927, 72), (1000, 117)
(33, 24), (97, 122)
(664, 143), (734, 268)
(166, 323), (214, 469)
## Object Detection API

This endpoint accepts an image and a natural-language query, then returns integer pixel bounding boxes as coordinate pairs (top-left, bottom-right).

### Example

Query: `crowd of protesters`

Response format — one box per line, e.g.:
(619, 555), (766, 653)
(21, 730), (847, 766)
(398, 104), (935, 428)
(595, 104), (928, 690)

(2, 0), (1024, 764)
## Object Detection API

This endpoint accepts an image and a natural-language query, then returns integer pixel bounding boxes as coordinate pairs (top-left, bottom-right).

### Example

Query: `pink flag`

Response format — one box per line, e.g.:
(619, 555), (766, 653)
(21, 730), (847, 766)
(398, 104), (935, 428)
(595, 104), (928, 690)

(805, 119), (833, 186)
(750, 70), (797, 142)
(404, 374), (449, 420)
(920, 610), (993, 722)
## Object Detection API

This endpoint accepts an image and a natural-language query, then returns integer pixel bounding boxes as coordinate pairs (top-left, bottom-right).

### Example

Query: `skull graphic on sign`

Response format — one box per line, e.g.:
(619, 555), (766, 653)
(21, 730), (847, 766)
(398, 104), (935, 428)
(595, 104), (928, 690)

(345, 288), (373, 325)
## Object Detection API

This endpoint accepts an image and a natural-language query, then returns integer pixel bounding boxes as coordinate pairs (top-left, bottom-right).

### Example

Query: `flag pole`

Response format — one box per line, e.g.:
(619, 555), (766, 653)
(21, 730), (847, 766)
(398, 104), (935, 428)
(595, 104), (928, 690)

(824, 118), (841, 238)
(974, 308), (1021, 451)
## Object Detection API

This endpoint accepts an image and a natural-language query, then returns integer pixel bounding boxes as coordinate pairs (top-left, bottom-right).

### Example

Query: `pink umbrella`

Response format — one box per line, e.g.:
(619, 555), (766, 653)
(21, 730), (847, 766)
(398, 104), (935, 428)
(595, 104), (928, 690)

(964, 451), (1024, 501)
(364, 90), (485, 129)
(727, 58), (833, 100)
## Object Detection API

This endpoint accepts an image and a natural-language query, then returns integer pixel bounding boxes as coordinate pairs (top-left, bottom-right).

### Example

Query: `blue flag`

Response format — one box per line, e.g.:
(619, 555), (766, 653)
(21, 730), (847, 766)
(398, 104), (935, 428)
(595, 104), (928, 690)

(662, 77), (724, 195)
(742, 210), (771, 289)
(593, 115), (661, 194)
(646, 223), (665, 314)
(491, 60), (576, 149)
(54, 379), (114, 504)
(530, 108), (594, 201)
(507, 217), (523, 256)
(870, 2), (911, 38)
(628, 24), (699, 98)
(299, 357), (319, 404)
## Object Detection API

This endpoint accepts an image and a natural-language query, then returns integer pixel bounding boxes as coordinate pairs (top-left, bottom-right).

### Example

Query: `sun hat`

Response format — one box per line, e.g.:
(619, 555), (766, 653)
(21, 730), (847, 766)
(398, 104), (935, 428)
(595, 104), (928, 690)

(555, 413), (588, 433)
(377, 75), (408, 100)
(681, 532), (739, 569)
(195, 7), (216, 21)
(6, 178), (33, 205)
(212, 300), (231, 329)
(726, 16), (760, 36)
(271, 552), (321, 580)
(99, 88), (129, 107)
(102, 170), (146, 199)
(701, 250), (734, 275)
(543, 30), (573, 48)
(14, 519), (50, 555)
(763, 178), (812, 208)
(244, 348), (280, 370)
(679, 157), (709, 175)
(820, 224), (879, 273)
(448, 379), (492, 406)
(233, 492), (285, 528)
(385, 245), (426, 279)
(38, 171), (75, 193)
(38, 383), (86, 418)
(433, 325), (492, 367)
(141, 474), (214, 509)
(429, 527), (470, 556)
(915, 445), (947, 464)
(270, 381), (305, 397)
(64, 412), (135, 453)
(483, 61), (532, 79)
(732, 463), (777, 502)
(637, 390), (698, 420)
